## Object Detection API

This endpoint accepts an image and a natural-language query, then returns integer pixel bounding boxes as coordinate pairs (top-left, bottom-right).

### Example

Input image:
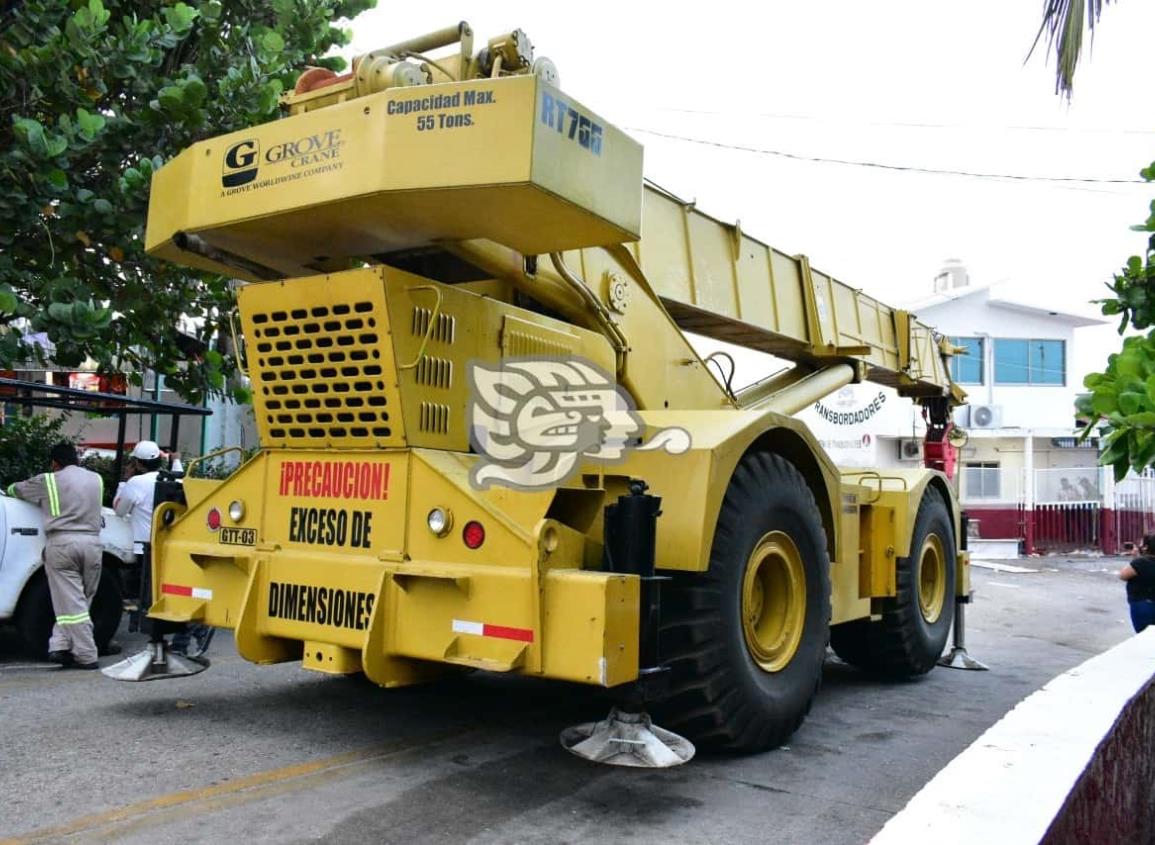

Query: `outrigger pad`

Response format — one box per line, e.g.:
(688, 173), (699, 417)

(938, 647), (989, 671)
(101, 643), (209, 682)
(560, 707), (695, 768)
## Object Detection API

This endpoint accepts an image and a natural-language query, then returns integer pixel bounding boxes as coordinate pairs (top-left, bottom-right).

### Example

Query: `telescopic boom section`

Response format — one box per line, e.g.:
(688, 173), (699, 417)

(590, 183), (964, 404)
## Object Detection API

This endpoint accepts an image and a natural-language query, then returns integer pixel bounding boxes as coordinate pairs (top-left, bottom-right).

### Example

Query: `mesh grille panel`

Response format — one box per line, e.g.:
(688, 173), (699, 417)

(250, 299), (394, 446)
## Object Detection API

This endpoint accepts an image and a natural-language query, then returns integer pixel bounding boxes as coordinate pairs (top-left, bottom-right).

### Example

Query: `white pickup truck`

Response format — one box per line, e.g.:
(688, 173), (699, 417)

(0, 496), (135, 657)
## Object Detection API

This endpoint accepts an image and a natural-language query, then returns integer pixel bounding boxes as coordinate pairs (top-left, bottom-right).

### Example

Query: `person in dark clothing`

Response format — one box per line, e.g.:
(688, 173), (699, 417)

(1118, 534), (1155, 633)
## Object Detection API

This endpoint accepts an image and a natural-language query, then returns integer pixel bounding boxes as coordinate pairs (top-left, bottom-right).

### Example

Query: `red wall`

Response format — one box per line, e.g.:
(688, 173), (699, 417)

(964, 506), (1022, 540)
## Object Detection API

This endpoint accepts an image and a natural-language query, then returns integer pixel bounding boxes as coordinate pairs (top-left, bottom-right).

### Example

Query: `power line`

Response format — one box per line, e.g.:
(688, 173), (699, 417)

(626, 127), (1150, 185)
(644, 107), (1155, 136)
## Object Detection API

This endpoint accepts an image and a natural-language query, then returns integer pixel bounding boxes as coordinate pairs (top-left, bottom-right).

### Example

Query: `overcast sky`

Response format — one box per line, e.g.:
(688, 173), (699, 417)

(343, 2), (1153, 381)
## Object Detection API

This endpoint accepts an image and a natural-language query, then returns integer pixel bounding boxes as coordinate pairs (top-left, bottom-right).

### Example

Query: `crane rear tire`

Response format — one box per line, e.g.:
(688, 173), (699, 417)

(655, 451), (831, 752)
(830, 486), (955, 676)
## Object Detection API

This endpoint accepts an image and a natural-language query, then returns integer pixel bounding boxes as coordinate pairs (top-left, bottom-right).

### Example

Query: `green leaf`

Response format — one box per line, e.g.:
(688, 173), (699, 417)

(48, 302), (73, 321)
(183, 77), (208, 107)
(92, 199), (113, 214)
(257, 84), (280, 113)
(44, 134), (68, 158)
(46, 169), (69, 190)
(1114, 459), (1131, 483)
(261, 30), (285, 54)
(1116, 353), (1143, 380)
(123, 167), (143, 187)
(88, 0), (111, 27)
(157, 85), (184, 112)
(75, 107), (106, 138)
(1124, 412), (1155, 427)
(199, 1), (223, 24)
(13, 117), (47, 155)
(1091, 390), (1118, 416)
(1101, 434), (1130, 467)
(163, 2), (200, 33)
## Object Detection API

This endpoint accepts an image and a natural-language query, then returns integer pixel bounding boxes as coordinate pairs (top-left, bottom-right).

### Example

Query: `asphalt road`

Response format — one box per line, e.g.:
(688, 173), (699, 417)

(0, 556), (1135, 845)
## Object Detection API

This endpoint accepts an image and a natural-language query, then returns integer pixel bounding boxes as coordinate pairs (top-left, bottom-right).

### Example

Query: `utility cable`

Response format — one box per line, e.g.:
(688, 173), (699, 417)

(626, 127), (1149, 185)
(642, 107), (1155, 136)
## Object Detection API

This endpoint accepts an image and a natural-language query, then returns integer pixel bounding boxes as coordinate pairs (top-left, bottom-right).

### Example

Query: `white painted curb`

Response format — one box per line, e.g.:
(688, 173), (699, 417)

(871, 628), (1155, 844)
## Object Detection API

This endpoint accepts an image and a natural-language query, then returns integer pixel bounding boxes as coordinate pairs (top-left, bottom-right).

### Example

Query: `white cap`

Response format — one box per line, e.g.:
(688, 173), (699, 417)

(131, 440), (162, 460)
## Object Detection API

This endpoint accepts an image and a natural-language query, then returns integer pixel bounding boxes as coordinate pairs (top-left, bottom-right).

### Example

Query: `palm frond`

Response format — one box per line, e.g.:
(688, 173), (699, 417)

(1028, 0), (1111, 98)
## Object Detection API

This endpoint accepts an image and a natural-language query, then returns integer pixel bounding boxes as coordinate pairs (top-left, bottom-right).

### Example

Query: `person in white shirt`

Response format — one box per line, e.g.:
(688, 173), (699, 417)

(114, 441), (209, 656)
(115, 440), (162, 555)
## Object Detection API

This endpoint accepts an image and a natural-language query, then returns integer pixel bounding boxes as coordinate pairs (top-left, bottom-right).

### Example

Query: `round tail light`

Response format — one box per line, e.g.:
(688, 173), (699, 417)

(206, 507), (222, 531)
(462, 520), (485, 549)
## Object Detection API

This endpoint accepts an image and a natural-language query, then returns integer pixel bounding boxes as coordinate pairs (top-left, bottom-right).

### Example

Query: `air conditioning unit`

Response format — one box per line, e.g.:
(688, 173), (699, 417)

(898, 438), (922, 461)
(969, 404), (1003, 429)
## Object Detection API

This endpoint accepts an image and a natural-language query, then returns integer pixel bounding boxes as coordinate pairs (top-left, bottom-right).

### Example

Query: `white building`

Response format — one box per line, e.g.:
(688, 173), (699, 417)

(794, 261), (1141, 556)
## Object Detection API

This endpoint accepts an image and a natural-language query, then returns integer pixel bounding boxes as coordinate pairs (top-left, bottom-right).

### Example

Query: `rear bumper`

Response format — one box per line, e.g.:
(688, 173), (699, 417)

(149, 448), (640, 687)
(150, 553), (639, 687)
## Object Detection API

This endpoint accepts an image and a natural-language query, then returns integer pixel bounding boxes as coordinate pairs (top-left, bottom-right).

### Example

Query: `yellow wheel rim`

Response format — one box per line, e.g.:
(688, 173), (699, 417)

(917, 533), (947, 624)
(741, 531), (806, 673)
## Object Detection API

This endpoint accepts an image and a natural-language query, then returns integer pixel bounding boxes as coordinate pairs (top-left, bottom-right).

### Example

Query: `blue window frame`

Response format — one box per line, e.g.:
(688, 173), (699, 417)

(994, 339), (1064, 385)
(948, 336), (984, 384)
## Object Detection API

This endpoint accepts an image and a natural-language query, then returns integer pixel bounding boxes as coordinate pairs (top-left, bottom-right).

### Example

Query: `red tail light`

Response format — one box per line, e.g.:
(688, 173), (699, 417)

(462, 520), (485, 549)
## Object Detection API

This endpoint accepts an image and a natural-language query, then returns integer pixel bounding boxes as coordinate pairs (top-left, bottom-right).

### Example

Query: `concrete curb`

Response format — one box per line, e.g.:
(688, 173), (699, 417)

(871, 628), (1155, 844)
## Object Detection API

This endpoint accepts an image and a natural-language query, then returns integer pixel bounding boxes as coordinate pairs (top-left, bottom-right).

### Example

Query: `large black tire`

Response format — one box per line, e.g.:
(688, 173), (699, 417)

(654, 451), (831, 752)
(14, 573), (52, 659)
(830, 487), (955, 676)
(14, 560), (123, 659)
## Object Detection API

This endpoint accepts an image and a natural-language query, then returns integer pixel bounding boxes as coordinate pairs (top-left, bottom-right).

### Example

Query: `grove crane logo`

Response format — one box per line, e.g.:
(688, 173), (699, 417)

(467, 358), (691, 490)
(219, 130), (346, 194)
(222, 139), (260, 187)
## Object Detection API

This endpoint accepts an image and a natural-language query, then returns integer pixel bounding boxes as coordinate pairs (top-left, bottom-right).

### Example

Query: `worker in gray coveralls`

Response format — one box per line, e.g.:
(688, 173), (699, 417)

(8, 443), (104, 669)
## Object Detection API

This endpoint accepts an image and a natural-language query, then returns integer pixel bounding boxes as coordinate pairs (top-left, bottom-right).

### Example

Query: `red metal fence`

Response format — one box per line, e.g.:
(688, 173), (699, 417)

(1113, 508), (1155, 552)
(1031, 503), (1100, 553)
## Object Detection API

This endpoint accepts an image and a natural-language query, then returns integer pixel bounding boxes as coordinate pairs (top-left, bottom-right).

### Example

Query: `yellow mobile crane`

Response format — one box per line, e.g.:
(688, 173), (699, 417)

(107, 23), (978, 763)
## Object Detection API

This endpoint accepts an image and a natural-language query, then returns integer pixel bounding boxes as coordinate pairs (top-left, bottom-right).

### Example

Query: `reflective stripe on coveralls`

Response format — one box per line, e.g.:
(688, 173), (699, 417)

(44, 474), (61, 516)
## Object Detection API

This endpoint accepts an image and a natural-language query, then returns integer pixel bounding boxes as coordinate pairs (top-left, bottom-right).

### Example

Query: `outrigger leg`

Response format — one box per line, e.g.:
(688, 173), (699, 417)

(560, 482), (694, 767)
(938, 597), (989, 671)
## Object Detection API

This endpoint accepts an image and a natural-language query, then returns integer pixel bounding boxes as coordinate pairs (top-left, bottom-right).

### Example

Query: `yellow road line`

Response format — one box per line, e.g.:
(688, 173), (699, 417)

(1, 726), (472, 845)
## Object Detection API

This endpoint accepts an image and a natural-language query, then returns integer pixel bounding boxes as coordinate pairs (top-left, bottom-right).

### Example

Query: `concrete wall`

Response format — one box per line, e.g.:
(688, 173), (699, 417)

(871, 629), (1155, 844)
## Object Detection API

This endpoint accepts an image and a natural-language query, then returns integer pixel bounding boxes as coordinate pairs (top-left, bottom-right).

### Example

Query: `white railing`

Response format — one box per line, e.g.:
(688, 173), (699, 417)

(1115, 474), (1155, 513)
(1034, 467), (1101, 505)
